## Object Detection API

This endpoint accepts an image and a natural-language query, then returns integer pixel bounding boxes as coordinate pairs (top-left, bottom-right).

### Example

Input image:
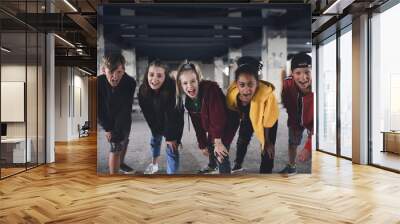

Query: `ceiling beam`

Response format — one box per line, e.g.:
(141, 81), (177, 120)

(52, 0), (97, 46)
(13, 13), (82, 32)
(120, 36), (245, 43)
(120, 27), (258, 37)
(55, 55), (96, 68)
(67, 14), (97, 37)
(100, 16), (287, 27)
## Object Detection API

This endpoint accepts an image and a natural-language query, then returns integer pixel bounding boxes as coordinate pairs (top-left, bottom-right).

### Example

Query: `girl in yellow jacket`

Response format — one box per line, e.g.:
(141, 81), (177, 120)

(226, 56), (279, 173)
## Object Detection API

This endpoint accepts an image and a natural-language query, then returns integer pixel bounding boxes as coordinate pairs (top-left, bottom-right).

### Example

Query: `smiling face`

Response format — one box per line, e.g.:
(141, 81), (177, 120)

(292, 67), (312, 93)
(236, 73), (258, 104)
(179, 70), (199, 99)
(147, 65), (166, 90)
(103, 64), (125, 87)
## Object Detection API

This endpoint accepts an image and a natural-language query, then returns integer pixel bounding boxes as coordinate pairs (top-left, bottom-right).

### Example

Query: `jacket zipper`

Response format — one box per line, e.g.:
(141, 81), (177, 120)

(301, 95), (304, 127)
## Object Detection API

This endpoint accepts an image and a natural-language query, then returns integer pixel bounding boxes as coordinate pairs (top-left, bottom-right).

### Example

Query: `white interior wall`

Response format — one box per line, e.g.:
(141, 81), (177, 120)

(1, 63), (45, 163)
(55, 66), (68, 141)
(1, 65), (28, 138)
(72, 70), (89, 138)
(54, 66), (89, 141)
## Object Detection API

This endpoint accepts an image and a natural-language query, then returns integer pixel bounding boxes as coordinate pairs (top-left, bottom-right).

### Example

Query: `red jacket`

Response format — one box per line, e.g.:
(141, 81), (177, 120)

(282, 77), (314, 151)
(185, 80), (238, 149)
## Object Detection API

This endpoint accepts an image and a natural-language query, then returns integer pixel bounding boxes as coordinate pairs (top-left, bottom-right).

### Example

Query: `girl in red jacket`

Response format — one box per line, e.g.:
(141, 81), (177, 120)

(175, 61), (236, 174)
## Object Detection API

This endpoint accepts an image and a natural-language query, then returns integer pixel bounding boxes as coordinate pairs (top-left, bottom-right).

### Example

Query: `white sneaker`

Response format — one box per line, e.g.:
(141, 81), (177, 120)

(144, 163), (159, 174)
(209, 168), (219, 174)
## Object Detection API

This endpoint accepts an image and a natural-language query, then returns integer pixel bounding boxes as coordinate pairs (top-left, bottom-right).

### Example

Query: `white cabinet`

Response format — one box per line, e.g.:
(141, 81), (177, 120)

(1, 138), (32, 163)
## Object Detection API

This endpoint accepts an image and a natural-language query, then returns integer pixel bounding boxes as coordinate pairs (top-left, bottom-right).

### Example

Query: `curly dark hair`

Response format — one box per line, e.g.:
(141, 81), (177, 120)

(235, 56), (263, 81)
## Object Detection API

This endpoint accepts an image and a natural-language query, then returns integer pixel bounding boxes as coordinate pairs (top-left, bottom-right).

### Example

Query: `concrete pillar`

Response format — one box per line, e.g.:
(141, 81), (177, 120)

(122, 49), (137, 79)
(227, 11), (242, 84)
(46, 1), (55, 163)
(261, 9), (287, 103)
(120, 8), (136, 79)
(228, 48), (242, 84)
(136, 57), (149, 84)
(213, 24), (225, 88)
(262, 34), (287, 103)
(214, 57), (225, 89)
(352, 14), (369, 164)
(261, 21), (268, 81)
(97, 6), (104, 74)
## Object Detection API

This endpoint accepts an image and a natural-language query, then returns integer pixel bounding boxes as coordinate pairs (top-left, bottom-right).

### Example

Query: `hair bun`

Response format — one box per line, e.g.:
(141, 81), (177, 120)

(237, 56), (262, 71)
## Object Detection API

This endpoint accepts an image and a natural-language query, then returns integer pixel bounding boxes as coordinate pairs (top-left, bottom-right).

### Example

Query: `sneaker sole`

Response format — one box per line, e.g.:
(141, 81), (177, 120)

(231, 168), (244, 174)
(119, 170), (136, 175)
(281, 172), (297, 177)
(144, 169), (159, 175)
(198, 170), (218, 174)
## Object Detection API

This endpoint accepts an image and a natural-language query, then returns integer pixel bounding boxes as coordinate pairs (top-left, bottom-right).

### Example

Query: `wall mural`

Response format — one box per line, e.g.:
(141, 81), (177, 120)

(97, 3), (312, 175)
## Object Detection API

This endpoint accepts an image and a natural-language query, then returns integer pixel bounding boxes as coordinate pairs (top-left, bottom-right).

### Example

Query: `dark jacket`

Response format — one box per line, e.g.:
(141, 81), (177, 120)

(281, 76), (313, 132)
(185, 80), (238, 149)
(98, 74), (136, 142)
(138, 78), (184, 142)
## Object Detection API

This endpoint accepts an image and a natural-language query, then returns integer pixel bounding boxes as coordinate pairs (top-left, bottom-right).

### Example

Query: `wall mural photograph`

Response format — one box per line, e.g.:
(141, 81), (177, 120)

(97, 3), (313, 175)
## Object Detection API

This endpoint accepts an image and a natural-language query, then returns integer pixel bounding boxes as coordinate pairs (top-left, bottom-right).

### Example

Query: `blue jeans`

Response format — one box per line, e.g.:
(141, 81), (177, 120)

(150, 135), (179, 174)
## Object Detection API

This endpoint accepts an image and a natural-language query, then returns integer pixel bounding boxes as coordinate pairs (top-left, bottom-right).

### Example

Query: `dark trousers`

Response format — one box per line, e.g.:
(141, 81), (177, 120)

(207, 143), (231, 174)
(235, 119), (278, 173)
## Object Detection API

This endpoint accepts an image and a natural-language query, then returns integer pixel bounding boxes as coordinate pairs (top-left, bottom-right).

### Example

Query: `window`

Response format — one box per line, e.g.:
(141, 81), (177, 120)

(0, 1), (47, 179)
(339, 27), (352, 158)
(317, 35), (337, 154)
(370, 2), (400, 171)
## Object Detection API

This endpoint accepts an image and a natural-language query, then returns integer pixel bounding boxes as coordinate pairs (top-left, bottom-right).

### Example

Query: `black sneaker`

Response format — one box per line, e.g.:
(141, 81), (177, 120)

(120, 163), (136, 174)
(198, 165), (218, 174)
(231, 164), (244, 173)
(279, 164), (297, 176)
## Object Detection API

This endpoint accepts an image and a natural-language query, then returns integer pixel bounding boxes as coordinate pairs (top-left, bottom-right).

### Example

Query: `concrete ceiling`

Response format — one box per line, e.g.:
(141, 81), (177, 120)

(101, 4), (311, 61)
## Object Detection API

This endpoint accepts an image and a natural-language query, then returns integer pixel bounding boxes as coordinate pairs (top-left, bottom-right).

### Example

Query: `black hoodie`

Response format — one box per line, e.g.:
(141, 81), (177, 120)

(97, 73), (136, 142)
(138, 78), (184, 143)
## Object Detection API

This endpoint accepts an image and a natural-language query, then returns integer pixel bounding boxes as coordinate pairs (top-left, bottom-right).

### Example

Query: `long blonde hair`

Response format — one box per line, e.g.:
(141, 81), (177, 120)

(175, 61), (203, 107)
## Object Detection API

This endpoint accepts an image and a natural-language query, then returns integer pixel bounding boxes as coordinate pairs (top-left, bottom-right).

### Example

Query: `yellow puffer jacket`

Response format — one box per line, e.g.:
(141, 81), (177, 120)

(226, 80), (279, 148)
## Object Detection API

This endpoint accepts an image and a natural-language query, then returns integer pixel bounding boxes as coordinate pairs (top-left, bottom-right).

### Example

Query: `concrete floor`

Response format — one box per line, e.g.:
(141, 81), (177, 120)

(97, 104), (311, 174)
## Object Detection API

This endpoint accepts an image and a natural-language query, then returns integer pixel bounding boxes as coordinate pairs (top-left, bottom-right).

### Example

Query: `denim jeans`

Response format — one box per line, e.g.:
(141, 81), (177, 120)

(150, 135), (179, 174)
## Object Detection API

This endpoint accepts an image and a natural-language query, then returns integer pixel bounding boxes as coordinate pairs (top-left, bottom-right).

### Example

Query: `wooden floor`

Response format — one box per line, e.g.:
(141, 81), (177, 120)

(372, 151), (400, 171)
(0, 135), (400, 224)
(1, 167), (26, 177)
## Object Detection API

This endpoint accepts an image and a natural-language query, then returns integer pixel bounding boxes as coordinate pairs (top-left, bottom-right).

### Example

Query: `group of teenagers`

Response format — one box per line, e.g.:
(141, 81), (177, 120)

(98, 52), (313, 176)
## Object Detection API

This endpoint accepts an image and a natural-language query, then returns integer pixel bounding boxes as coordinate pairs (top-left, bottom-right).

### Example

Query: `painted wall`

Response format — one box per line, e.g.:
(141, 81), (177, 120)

(1, 63), (45, 164)
(54, 67), (89, 141)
